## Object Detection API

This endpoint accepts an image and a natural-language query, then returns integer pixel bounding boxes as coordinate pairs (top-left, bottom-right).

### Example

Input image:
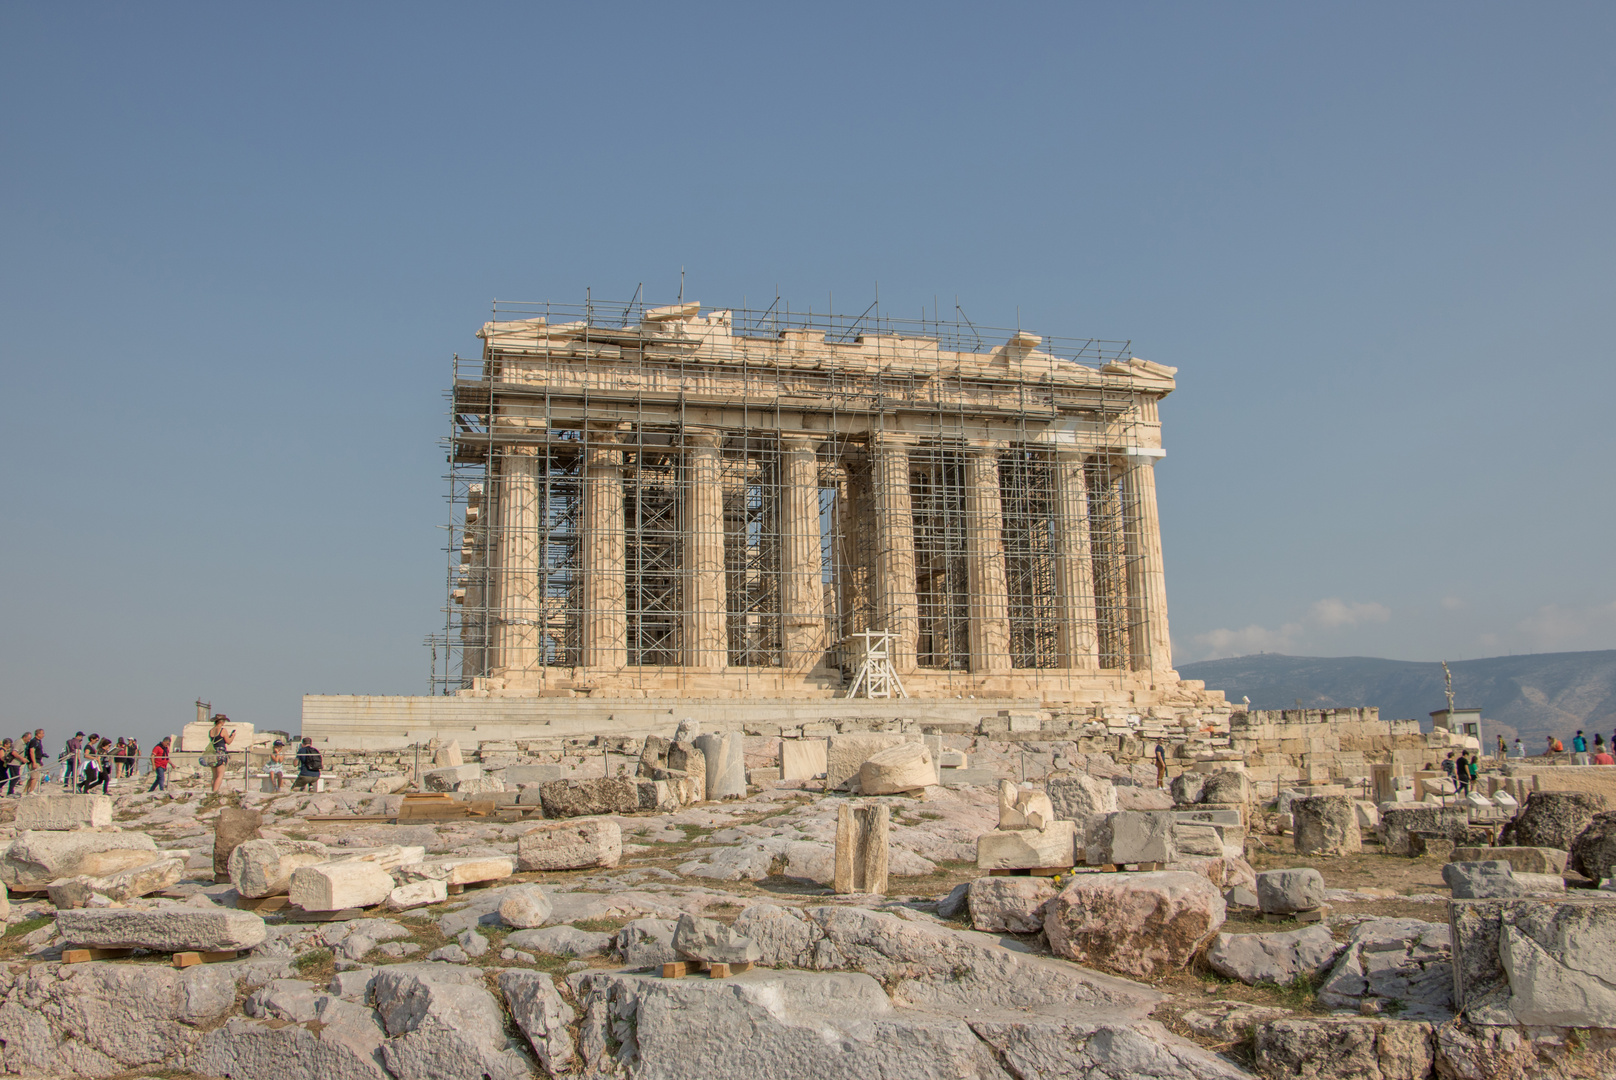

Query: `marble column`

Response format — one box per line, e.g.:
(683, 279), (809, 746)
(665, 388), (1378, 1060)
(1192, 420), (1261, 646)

(1052, 450), (1099, 669)
(964, 445), (1012, 673)
(682, 430), (728, 670)
(871, 436), (918, 673)
(780, 435), (826, 672)
(491, 449), (542, 682)
(1121, 450), (1172, 671)
(581, 431), (626, 670)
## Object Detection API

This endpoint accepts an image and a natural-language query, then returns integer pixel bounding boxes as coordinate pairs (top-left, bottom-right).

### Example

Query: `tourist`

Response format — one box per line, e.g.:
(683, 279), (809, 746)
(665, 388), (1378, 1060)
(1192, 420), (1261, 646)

(1467, 753), (1479, 792)
(1496, 734), (1507, 762)
(1455, 752), (1470, 796)
(1597, 734), (1607, 755)
(77, 751), (100, 794)
(1547, 734), (1563, 755)
(125, 737), (138, 778)
(1595, 747), (1616, 766)
(93, 738), (114, 794)
(114, 737), (134, 778)
(205, 714), (234, 793)
(148, 737), (171, 792)
(60, 731), (85, 787)
(267, 740), (287, 793)
(0, 739), (19, 796)
(1573, 730), (1588, 754)
(1441, 752), (1456, 781)
(291, 736), (322, 791)
(23, 729), (45, 794)
(1514, 737), (1524, 759)
(1153, 742), (1167, 788)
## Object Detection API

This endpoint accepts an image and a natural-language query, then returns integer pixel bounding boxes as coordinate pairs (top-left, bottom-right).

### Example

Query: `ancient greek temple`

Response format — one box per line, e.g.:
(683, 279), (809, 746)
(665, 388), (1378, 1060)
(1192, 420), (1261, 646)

(440, 298), (1186, 706)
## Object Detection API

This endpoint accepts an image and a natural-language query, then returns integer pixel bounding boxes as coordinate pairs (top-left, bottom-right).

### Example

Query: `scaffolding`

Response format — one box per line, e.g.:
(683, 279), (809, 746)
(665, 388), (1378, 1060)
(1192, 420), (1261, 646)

(428, 295), (1171, 702)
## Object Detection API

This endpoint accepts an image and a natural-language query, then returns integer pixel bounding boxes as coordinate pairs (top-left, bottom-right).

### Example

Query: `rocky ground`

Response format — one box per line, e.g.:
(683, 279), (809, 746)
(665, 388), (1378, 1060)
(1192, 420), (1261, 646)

(0, 765), (1613, 1079)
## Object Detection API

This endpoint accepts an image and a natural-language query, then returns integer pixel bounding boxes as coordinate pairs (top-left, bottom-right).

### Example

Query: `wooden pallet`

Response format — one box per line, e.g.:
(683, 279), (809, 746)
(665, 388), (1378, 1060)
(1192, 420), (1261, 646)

(662, 960), (754, 979)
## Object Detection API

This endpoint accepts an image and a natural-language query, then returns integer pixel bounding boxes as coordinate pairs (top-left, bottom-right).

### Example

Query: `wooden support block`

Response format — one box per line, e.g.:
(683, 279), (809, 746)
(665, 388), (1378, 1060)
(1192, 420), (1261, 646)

(729, 961), (753, 975)
(446, 883), (465, 895)
(285, 907), (368, 923)
(64, 947), (133, 964)
(661, 961), (688, 978)
(1028, 866), (1072, 877)
(709, 962), (732, 979)
(1295, 906), (1328, 924)
(236, 895), (290, 913)
(174, 950), (238, 968)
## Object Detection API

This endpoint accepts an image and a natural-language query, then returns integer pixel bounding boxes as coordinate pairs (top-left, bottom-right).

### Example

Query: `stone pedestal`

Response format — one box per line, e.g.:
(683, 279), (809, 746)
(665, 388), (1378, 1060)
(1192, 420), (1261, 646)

(834, 803), (890, 895)
(964, 446), (1011, 673)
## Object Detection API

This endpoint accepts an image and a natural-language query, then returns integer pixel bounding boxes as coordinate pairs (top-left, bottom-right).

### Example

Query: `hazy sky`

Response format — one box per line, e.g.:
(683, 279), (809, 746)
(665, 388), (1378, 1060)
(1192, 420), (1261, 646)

(3, 3), (1613, 748)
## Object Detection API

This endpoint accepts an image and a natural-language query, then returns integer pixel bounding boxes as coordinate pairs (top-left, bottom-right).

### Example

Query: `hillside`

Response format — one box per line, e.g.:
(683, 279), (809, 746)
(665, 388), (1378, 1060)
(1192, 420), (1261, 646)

(1178, 650), (1616, 747)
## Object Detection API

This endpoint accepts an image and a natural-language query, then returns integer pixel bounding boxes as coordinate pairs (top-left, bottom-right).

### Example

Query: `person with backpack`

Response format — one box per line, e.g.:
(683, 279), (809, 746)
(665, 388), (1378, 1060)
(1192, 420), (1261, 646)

(291, 737), (322, 791)
(23, 729), (45, 794)
(1455, 752), (1470, 796)
(1573, 730), (1588, 754)
(148, 737), (171, 792)
(204, 714), (234, 792)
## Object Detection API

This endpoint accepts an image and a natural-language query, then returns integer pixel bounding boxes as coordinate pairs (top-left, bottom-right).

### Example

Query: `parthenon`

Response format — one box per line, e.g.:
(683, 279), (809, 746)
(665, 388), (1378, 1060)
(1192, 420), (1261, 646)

(432, 297), (1213, 712)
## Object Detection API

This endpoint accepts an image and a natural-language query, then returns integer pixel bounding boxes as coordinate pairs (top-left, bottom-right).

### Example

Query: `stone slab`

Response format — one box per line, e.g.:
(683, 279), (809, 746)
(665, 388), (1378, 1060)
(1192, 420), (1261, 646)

(1, 831), (159, 890)
(1451, 896), (1616, 1027)
(14, 794), (112, 831)
(977, 820), (1076, 870)
(1450, 846), (1567, 875)
(779, 738), (829, 781)
(57, 907), (268, 951)
(517, 818), (622, 871)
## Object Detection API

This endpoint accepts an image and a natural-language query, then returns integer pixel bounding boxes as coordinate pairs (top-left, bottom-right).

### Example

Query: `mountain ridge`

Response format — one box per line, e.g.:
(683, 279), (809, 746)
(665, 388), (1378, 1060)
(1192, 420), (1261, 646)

(1178, 650), (1616, 747)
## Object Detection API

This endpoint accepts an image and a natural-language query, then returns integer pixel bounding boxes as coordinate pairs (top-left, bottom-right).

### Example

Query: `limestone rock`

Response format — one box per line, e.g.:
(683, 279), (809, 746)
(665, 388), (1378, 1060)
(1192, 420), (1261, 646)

(1509, 790), (1608, 851)
(1450, 845), (1566, 875)
(779, 738), (829, 781)
(1174, 823), (1226, 857)
(824, 733), (911, 790)
(508, 924), (612, 957)
(0, 830), (158, 890)
(834, 802), (889, 894)
(498, 885), (553, 929)
(516, 817), (621, 871)
(936, 882), (970, 919)
(1378, 805), (1469, 856)
(229, 838), (331, 898)
(1450, 896), (1616, 1026)
(1252, 1018), (1435, 1080)
(673, 912), (760, 963)
(1443, 860), (1523, 899)
(1206, 924), (1345, 985)
(1570, 810), (1616, 881)
(967, 875), (1056, 933)
(693, 732), (747, 798)
(400, 855), (514, 886)
(1170, 772), (1206, 805)
(433, 739), (463, 766)
(538, 777), (642, 818)
(212, 806), (262, 881)
(859, 742), (937, 795)
(47, 854), (185, 907)
(1178, 1001), (1293, 1043)
(1292, 795), (1360, 856)
(1045, 773), (1118, 834)
(499, 970), (575, 1075)
(977, 820), (1076, 870)
(14, 793), (112, 830)
(1200, 770), (1250, 806)
(57, 906), (268, 951)
(290, 860), (396, 911)
(383, 879), (447, 911)
(1317, 917), (1452, 1018)
(1085, 810), (1176, 865)
(191, 1013), (389, 1080)
(1354, 800), (1381, 830)
(370, 963), (531, 1080)
(1044, 870), (1226, 979)
(1256, 867), (1325, 914)
(422, 764), (481, 792)
(616, 917), (680, 968)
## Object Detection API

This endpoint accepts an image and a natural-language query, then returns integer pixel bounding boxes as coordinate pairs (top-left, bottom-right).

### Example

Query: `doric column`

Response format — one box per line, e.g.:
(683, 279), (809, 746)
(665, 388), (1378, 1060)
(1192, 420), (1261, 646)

(581, 430), (626, 669)
(964, 444), (1012, 673)
(780, 435), (826, 672)
(1121, 449), (1172, 671)
(491, 449), (541, 682)
(1052, 450), (1099, 669)
(682, 430), (727, 671)
(871, 435), (918, 673)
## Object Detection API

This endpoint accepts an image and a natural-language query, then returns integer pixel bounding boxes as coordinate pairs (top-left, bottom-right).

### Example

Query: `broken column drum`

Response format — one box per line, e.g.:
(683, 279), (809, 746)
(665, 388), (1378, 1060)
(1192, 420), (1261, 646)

(431, 298), (1204, 708)
(834, 803), (890, 895)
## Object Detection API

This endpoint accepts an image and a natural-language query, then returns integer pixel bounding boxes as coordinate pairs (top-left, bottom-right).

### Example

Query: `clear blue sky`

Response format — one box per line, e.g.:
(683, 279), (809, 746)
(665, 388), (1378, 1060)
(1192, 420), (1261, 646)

(3, 3), (1613, 748)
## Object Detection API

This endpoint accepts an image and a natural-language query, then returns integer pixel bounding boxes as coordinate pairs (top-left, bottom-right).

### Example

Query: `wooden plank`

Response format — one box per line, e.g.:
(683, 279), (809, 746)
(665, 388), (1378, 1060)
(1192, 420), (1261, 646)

(235, 895), (290, 913)
(306, 815), (394, 823)
(284, 907), (369, 923)
(661, 961), (688, 979)
(64, 947), (133, 964)
(1028, 866), (1072, 877)
(174, 950), (238, 968)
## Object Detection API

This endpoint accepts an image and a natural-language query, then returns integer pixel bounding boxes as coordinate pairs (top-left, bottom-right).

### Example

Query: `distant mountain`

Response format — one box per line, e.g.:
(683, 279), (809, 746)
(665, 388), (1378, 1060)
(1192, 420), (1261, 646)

(1178, 651), (1616, 747)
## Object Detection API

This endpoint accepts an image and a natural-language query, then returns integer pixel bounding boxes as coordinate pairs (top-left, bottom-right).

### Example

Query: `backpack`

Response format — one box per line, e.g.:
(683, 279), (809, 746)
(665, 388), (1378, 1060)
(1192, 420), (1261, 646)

(301, 747), (323, 773)
(1551, 739), (1564, 753)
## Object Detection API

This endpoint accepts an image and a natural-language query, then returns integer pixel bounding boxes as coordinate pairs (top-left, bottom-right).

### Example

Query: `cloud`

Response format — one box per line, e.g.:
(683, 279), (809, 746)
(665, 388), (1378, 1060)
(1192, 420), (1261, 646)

(1188, 597), (1391, 661)
(1517, 601), (1616, 652)
(1440, 596), (1465, 611)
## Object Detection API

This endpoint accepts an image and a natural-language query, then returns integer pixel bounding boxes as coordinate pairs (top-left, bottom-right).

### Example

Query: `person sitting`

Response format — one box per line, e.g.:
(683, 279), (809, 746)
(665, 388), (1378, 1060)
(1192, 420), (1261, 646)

(1594, 749), (1616, 766)
(291, 737), (322, 791)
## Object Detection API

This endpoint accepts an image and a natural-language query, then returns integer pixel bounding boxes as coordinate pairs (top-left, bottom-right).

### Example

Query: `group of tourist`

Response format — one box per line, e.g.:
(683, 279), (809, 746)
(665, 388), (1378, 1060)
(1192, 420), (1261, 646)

(1543, 729), (1616, 765)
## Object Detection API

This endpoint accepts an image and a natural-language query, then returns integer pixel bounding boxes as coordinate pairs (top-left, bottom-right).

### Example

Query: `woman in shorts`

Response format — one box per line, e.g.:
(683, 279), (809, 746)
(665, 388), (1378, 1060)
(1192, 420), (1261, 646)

(266, 740), (287, 792)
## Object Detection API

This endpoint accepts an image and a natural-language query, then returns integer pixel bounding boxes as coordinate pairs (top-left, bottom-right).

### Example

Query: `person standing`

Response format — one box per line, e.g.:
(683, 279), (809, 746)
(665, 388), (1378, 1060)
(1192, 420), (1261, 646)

(205, 715), (234, 793)
(112, 738), (129, 778)
(148, 737), (171, 793)
(96, 738), (114, 794)
(60, 732), (85, 787)
(1573, 730), (1588, 754)
(1514, 737), (1524, 758)
(291, 737), (322, 791)
(1467, 753), (1479, 793)
(1154, 741), (1168, 788)
(0, 739), (18, 796)
(125, 737), (138, 778)
(1496, 735), (1507, 763)
(23, 729), (45, 794)
(1455, 752), (1471, 796)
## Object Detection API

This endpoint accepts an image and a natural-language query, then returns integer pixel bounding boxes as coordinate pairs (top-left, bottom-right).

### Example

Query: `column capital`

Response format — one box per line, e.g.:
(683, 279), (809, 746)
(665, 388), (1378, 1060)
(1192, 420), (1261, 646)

(1119, 446), (1166, 466)
(780, 433), (825, 453)
(681, 427), (725, 449)
(965, 438), (1008, 457)
(870, 431), (919, 448)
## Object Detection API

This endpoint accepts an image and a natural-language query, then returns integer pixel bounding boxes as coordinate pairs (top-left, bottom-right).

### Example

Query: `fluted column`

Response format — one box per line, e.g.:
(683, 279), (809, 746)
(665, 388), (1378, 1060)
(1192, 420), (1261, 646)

(964, 444), (1012, 673)
(581, 430), (626, 669)
(780, 435), (826, 672)
(1121, 450), (1172, 671)
(1052, 450), (1099, 669)
(491, 449), (541, 682)
(682, 430), (728, 671)
(871, 435), (918, 673)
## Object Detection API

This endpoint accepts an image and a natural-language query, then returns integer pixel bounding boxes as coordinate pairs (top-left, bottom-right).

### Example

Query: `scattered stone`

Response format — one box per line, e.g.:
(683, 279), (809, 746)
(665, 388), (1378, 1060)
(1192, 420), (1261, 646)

(538, 777), (641, 818)
(996, 779), (1055, 830)
(516, 817), (622, 872)
(1451, 895), (1616, 1026)
(693, 733), (747, 799)
(57, 906), (268, 951)
(615, 917), (679, 968)
(1085, 810), (1176, 865)
(290, 860), (396, 912)
(1378, 806), (1469, 856)
(977, 819), (1076, 870)
(400, 855), (514, 886)
(857, 742), (936, 795)
(673, 912), (760, 963)
(1256, 867), (1325, 914)
(14, 793), (112, 830)
(1317, 917), (1452, 1019)
(1199, 770), (1250, 806)
(230, 838), (331, 898)
(1169, 772), (1206, 805)
(1292, 795), (1361, 856)
(833, 802), (889, 894)
(1178, 1001), (1292, 1042)
(1045, 773), (1117, 836)
(422, 764), (481, 791)
(1508, 790), (1607, 850)
(498, 885), (553, 929)
(1450, 845), (1566, 875)
(1252, 1017), (1435, 1080)
(370, 963), (531, 1080)
(1570, 810), (1616, 882)
(824, 733), (911, 790)
(779, 738), (829, 781)
(967, 875), (1056, 933)
(384, 879), (447, 911)
(212, 806), (262, 881)
(1354, 800), (1380, 830)
(1225, 885), (1259, 908)
(1443, 860), (1523, 899)
(47, 854), (185, 907)
(499, 970), (576, 1075)
(457, 928), (489, 957)
(425, 944), (469, 963)
(507, 924), (612, 957)
(0, 830), (159, 890)
(1044, 870), (1226, 979)
(936, 882), (970, 919)
(1206, 924), (1345, 985)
